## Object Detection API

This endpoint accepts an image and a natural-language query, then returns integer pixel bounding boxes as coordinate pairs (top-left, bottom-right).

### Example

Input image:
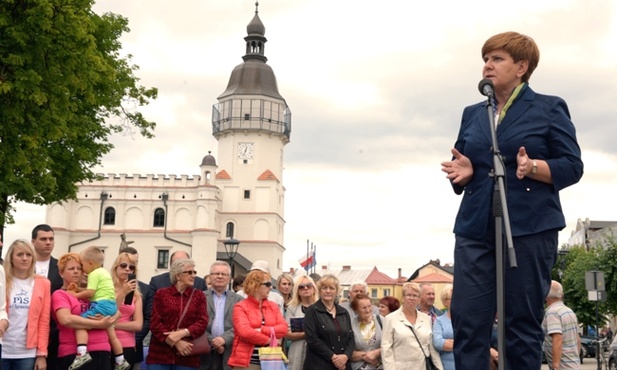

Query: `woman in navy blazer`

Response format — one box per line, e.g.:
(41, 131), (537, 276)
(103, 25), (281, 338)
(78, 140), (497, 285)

(441, 31), (583, 370)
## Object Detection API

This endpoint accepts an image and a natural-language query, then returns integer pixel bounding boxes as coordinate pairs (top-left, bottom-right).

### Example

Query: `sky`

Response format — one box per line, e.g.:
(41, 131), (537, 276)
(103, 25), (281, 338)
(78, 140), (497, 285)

(4, 0), (617, 278)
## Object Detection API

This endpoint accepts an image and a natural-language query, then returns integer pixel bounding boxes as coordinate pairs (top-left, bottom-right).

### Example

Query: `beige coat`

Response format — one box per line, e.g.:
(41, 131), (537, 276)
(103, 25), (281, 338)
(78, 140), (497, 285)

(381, 307), (443, 370)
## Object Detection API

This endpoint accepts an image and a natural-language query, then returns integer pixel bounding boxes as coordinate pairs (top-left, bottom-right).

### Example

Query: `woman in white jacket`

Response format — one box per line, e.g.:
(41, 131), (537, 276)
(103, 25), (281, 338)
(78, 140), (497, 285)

(381, 283), (443, 370)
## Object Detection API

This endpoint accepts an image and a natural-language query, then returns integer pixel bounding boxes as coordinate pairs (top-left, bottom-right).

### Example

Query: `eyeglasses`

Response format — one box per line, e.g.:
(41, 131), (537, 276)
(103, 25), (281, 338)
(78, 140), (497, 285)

(211, 272), (230, 277)
(403, 294), (420, 299)
(182, 270), (198, 276)
(261, 281), (272, 287)
(298, 284), (313, 290)
(119, 263), (136, 271)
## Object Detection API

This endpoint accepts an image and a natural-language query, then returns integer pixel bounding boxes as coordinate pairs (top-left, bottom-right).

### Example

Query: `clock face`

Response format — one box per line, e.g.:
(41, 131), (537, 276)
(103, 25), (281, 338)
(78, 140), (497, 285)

(238, 142), (254, 159)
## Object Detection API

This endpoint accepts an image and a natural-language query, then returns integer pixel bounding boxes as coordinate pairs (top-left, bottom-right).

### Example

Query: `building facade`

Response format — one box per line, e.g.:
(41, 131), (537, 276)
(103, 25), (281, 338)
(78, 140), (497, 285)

(45, 6), (291, 283)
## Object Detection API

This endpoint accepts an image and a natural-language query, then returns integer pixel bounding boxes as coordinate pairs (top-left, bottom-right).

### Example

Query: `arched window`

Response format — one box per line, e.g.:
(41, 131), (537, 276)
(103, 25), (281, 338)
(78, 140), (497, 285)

(153, 208), (165, 227)
(226, 222), (235, 238)
(103, 207), (116, 225)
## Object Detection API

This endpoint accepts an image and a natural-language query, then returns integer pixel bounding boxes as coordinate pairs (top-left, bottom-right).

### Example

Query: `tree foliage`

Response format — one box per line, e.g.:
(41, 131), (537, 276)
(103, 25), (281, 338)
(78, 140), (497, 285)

(0, 0), (157, 232)
(555, 236), (617, 331)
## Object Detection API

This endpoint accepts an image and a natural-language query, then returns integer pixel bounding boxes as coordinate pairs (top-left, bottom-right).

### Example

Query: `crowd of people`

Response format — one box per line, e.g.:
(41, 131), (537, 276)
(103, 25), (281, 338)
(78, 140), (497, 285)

(0, 224), (455, 370)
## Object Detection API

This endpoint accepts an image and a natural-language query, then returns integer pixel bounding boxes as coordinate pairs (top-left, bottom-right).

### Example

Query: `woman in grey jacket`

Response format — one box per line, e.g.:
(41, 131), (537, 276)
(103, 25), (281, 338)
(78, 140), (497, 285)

(350, 294), (383, 370)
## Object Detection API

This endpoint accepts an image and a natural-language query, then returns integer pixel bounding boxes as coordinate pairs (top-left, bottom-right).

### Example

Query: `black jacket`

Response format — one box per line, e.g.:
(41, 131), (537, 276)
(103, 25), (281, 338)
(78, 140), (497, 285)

(303, 300), (354, 370)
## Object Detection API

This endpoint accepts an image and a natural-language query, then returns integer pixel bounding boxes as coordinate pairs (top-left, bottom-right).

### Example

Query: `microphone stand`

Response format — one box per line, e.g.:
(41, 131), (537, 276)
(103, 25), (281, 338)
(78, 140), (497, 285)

(484, 94), (517, 370)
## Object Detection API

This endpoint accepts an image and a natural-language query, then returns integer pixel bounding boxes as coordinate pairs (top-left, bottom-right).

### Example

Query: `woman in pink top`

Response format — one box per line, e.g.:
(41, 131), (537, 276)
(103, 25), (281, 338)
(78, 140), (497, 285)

(111, 252), (143, 368)
(1, 240), (50, 370)
(52, 253), (116, 370)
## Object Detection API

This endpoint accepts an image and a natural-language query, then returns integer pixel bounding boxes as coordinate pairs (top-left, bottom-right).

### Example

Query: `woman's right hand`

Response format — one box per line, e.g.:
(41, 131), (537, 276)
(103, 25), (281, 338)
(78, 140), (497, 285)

(90, 315), (116, 329)
(441, 148), (473, 186)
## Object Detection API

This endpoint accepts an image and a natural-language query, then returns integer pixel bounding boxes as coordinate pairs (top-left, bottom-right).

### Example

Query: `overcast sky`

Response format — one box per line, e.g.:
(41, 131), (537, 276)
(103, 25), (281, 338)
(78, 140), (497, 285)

(5, 0), (617, 278)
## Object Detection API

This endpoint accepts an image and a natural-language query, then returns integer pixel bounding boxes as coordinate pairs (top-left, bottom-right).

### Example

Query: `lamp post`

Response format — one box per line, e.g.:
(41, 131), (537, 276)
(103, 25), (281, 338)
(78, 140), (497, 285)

(224, 238), (240, 290)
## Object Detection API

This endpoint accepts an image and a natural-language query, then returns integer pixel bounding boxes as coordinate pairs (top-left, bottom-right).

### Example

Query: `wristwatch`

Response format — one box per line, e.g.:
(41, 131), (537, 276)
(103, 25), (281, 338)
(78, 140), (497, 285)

(531, 160), (538, 175)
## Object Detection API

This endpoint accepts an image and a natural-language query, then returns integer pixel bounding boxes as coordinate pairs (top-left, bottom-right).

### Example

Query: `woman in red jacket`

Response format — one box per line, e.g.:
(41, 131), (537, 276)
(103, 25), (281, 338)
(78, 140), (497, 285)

(228, 269), (287, 369)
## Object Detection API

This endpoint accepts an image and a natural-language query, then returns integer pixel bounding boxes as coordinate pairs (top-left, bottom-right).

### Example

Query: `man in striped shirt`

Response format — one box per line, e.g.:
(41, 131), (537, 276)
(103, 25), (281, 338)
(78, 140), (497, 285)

(542, 280), (581, 370)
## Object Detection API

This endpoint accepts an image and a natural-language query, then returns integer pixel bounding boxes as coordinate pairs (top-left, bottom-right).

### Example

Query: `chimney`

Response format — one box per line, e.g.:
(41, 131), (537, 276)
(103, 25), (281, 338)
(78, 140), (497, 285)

(342, 265), (351, 271)
(322, 265), (327, 270)
(290, 267), (295, 274)
(398, 268), (402, 278)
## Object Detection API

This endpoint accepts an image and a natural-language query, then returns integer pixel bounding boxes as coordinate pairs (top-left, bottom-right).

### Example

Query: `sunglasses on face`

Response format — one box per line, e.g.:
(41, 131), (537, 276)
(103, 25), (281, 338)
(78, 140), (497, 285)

(119, 263), (136, 271)
(261, 281), (272, 287)
(182, 270), (198, 276)
(298, 284), (313, 290)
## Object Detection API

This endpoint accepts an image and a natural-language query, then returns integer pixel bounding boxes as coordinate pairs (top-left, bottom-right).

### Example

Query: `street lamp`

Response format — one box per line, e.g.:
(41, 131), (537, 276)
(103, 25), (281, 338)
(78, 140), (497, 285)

(224, 238), (240, 289)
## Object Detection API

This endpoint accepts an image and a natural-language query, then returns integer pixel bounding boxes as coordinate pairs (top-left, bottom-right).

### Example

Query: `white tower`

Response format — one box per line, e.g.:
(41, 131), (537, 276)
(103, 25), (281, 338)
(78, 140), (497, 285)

(212, 3), (291, 277)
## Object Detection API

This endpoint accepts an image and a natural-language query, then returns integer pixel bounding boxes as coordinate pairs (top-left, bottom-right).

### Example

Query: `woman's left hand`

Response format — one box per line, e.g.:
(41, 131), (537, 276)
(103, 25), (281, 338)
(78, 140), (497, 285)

(363, 349), (380, 365)
(332, 354), (348, 369)
(516, 146), (532, 179)
(34, 356), (47, 370)
(174, 340), (194, 356)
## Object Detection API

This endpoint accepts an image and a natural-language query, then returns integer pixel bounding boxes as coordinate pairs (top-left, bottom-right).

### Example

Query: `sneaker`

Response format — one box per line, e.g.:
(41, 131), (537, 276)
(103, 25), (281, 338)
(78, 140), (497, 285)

(69, 353), (93, 370)
(114, 360), (130, 370)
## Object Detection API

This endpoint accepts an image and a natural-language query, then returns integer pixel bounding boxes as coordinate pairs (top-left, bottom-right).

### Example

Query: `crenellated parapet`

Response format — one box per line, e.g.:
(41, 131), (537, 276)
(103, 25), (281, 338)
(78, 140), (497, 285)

(82, 173), (204, 188)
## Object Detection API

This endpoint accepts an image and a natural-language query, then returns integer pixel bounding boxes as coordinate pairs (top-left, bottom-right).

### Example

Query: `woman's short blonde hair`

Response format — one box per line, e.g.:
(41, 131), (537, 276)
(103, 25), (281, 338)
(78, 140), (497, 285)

(111, 252), (142, 299)
(441, 284), (453, 302)
(402, 282), (421, 297)
(481, 31), (540, 83)
(243, 270), (270, 296)
(317, 274), (341, 297)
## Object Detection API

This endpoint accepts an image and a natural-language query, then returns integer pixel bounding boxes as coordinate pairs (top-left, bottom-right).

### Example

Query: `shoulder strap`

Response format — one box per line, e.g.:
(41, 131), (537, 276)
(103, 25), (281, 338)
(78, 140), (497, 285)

(177, 288), (196, 330)
(408, 325), (430, 359)
(376, 315), (383, 329)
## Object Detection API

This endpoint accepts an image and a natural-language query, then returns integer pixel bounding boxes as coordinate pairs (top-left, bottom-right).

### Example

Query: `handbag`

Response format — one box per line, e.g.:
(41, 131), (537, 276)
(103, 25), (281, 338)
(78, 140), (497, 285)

(177, 289), (211, 355)
(408, 326), (438, 370)
(258, 327), (288, 370)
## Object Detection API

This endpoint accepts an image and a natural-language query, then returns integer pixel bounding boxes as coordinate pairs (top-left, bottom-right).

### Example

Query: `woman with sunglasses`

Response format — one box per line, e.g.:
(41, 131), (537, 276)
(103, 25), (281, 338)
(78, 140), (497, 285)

(110, 252), (143, 369)
(285, 275), (318, 370)
(228, 269), (287, 369)
(147, 258), (208, 370)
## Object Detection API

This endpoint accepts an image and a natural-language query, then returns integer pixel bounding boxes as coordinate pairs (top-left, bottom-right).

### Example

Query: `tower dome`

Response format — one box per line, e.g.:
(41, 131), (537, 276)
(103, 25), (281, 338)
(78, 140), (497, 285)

(201, 151), (216, 166)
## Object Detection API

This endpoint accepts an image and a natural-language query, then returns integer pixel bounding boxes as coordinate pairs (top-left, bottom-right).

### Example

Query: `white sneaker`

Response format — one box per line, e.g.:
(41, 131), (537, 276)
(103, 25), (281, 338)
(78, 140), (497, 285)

(69, 353), (93, 370)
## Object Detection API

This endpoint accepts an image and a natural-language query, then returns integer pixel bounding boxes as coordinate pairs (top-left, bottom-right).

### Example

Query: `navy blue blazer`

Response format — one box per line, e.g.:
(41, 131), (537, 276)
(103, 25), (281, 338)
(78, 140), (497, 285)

(451, 85), (583, 239)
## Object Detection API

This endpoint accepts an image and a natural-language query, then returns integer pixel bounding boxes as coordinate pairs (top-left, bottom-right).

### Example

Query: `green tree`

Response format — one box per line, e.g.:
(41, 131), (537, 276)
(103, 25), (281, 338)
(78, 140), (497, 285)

(0, 0), (157, 240)
(559, 246), (604, 331)
(595, 235), (617, 314)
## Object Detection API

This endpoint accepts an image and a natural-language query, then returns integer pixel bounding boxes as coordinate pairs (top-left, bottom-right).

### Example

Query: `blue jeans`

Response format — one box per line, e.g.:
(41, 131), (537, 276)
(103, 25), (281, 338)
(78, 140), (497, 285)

(147, 365), (196, 370)
(1, 358), (36, 370)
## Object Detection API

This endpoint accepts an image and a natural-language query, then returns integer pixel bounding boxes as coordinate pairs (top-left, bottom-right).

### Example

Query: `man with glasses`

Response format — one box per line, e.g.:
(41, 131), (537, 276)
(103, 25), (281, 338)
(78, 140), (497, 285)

(201, 261), (244, 370)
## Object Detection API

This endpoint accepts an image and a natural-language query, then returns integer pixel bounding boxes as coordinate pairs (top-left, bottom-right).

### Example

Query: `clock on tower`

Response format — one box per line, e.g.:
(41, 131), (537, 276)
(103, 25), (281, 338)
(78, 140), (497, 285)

(237, 142), (254, 159)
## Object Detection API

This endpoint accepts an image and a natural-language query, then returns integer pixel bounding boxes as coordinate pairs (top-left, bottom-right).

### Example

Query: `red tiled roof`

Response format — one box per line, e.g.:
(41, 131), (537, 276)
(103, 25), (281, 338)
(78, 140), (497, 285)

(257, 169), (279, 181)
(216, 170), (231, 180)
(411, 273), (453, 283)
(365, 267), (396, 285)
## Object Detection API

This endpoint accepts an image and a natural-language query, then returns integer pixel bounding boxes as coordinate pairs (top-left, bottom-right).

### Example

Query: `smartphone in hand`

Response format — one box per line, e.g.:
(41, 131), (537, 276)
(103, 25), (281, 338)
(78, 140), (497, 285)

(124, 273), (137, 305)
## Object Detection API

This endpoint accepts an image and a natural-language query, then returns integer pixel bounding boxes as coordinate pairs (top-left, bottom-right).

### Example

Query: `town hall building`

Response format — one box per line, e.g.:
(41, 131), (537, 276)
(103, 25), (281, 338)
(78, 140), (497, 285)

(44, 5), (291, 282)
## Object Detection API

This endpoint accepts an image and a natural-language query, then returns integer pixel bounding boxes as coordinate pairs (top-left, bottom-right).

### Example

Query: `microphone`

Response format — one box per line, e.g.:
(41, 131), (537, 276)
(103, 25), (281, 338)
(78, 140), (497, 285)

(478, 78), (494, 98)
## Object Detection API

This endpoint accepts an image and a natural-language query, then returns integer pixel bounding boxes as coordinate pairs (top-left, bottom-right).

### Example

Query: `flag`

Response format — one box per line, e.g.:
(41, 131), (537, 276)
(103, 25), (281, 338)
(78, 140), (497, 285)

(298, 250), (316, 271)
